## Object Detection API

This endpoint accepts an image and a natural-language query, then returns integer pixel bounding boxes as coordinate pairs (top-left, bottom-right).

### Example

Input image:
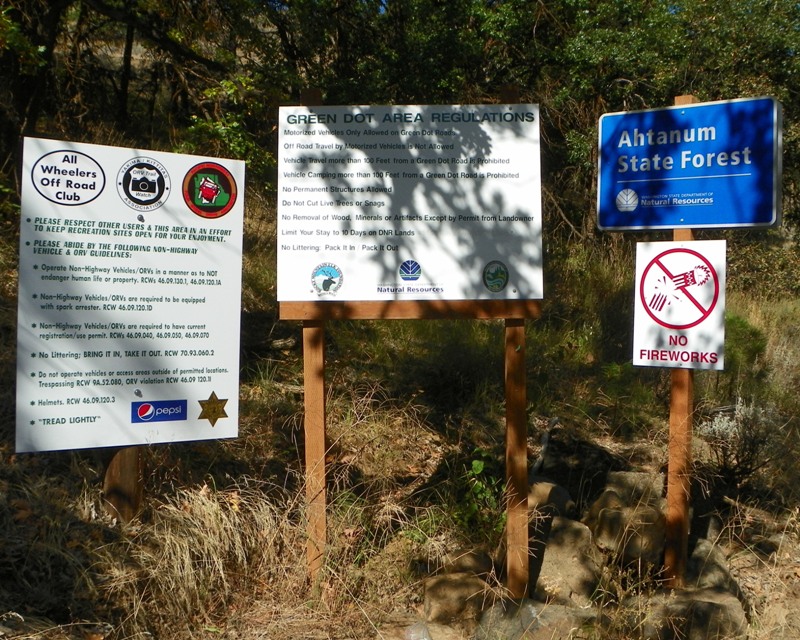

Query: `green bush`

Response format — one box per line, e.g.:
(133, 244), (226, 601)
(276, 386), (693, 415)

(707, 313), (768, 404)
(696, 399), (789, 492)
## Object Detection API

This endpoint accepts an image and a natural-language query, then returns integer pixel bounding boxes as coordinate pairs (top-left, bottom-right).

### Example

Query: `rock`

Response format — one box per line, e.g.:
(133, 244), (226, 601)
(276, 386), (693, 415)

(371, 615), (467, 640)
(584, 489), (665, 566)
(423, 572), (493, 624)
(583, 488), (624, 525)
(526, 605), (600, 640)
(473, 598), (539, 640)
(531, 426), (627, 508)
(533, 517), (601, 607)
(528, 477), (576, 518)
(616, 588), (748, 640)
(686, 538), (742, 599)
(404, 621), (433, 639)
(605, 471), (665, 509)
(441, 549), (495, 578)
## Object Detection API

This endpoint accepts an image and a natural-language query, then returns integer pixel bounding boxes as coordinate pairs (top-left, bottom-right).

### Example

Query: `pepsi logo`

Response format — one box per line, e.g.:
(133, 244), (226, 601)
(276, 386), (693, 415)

(137, 403), (155, 421)
(131, 399), (188, 424)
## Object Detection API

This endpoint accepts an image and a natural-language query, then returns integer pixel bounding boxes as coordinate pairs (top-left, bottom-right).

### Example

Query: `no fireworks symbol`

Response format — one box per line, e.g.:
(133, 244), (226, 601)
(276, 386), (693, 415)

(639, 248), (720, 330)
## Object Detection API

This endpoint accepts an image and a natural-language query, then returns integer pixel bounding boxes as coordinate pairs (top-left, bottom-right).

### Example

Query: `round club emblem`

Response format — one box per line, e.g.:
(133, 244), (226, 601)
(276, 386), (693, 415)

(182, 162), (238, 218)
(32, 149), (105, 206)
(311, 263), (343, 296)
(117, 157), (171, 211)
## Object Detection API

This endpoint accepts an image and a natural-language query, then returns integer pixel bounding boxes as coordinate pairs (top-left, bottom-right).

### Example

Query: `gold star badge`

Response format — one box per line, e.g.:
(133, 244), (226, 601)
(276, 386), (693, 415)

(198, 391), (228, 426)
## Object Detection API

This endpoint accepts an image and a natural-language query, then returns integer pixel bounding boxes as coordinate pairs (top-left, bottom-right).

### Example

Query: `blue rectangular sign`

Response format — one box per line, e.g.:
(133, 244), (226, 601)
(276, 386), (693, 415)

(597, 97), (782, 230)
(131, 400), (188, 424)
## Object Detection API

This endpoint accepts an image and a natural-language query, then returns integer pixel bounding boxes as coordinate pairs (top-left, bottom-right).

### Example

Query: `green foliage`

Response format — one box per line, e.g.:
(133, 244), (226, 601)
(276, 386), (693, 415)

(711, 313), (769, 404)
(597, 362), (664, 438)
(697, 399), (790, 491)
(179, 78), (275, 186)
(452, 448), (507, 544)
(356, 319), (504, 424)
(727, 232), (800, 298)
(0, 7), (45, 74)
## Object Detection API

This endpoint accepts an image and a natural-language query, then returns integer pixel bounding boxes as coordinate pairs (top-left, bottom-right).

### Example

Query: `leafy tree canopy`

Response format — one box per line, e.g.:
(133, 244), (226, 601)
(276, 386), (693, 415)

(1, 0), (799, 241)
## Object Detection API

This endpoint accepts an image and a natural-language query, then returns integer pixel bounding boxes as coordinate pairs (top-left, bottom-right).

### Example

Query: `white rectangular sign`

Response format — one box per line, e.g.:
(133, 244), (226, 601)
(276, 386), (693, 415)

(17, 137), (245, 452)
(633, 240), (726, 370)
(277, 104), (542, 301)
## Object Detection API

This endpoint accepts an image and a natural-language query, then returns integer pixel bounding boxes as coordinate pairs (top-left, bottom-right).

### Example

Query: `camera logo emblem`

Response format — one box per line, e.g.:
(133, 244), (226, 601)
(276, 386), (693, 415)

(117, 157), (171, 211)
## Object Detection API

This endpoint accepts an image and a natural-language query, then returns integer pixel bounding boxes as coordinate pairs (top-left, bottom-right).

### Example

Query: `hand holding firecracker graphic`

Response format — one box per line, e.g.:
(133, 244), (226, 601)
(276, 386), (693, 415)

(672, 265), (711, 288)
(640, 247), (720, 331)
(648, 264), (712, 312)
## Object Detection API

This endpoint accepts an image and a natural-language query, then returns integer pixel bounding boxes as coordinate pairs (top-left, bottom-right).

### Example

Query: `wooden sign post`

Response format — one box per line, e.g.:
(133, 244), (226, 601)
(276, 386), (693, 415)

(662, 94), (698, 586)
(663, 95), (698, 588)
(504, 317), (529, 596)
(282, 301), (540, 593)
(281, 91), (543, 595)
(103, 446), (144, 522)
(303, 319), (327, 577)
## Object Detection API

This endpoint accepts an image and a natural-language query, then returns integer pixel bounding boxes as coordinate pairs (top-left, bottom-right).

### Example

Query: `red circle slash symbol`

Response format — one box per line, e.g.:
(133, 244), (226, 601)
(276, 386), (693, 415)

(639, 248), (719, 330)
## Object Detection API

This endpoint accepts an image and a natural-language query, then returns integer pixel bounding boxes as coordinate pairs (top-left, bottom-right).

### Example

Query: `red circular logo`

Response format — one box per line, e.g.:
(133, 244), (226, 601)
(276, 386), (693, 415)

(182, 162), (237, 218)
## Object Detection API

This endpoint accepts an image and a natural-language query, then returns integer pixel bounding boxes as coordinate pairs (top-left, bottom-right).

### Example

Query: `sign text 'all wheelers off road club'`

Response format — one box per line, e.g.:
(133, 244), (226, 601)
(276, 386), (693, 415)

(17, 138), (245, 452)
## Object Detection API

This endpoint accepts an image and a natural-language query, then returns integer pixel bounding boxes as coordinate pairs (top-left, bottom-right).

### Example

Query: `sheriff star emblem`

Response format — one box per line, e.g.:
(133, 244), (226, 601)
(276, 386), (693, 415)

(198, 391), (228, 426)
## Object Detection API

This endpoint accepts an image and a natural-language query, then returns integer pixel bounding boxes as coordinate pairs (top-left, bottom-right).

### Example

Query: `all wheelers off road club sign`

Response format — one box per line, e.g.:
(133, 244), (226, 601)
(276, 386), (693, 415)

(17, 138), (245, 453)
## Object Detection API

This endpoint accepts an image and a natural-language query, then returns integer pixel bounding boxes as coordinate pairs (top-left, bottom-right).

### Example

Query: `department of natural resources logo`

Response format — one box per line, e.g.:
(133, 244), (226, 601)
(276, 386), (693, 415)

(399, 260), (422, 282)
(182, 162), (238, 219)
(482, 260), (509, 293)
(117, 157), (171, 211)
(311, 263), (343, 296)
(615, 188), (639, 213)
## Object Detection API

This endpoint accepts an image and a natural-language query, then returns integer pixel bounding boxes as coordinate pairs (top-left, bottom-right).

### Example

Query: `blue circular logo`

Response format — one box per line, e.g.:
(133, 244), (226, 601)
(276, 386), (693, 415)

(311, 263), (343, 296)
(399, 260), (422, 281)
(482, 260), (509, 292)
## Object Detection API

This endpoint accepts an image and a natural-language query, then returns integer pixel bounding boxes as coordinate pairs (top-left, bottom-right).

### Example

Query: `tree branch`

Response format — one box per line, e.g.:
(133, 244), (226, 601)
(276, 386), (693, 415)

(80, 0), (228, 73)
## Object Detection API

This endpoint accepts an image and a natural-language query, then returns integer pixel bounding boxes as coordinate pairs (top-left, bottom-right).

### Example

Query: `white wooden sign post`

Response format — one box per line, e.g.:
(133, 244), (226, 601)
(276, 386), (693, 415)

(280, 90), (543, 596)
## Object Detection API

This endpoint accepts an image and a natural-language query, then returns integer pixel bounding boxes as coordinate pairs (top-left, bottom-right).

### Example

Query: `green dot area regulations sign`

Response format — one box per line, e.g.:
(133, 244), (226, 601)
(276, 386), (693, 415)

(598, 97), (782, 230)
(277, 104), (543, 302)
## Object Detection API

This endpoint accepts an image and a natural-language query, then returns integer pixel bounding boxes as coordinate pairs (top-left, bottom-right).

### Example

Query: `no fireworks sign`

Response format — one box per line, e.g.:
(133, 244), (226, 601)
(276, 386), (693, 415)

(633, 240), (726, 370)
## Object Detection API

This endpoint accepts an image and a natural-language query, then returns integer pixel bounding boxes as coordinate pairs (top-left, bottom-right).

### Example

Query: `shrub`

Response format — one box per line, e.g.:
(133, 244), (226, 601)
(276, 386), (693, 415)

(696, 399), (789, 492)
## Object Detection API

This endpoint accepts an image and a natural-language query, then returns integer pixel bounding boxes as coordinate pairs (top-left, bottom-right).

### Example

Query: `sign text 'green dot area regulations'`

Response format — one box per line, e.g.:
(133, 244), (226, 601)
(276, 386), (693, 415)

(277, 104), (543, 303)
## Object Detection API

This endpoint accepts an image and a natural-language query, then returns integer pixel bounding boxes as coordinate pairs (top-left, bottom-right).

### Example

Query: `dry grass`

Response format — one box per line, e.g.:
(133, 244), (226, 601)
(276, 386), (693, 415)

(92, 478), (307, 638)
(716, 501), (800, 640)
(727, 292), (800, 409)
